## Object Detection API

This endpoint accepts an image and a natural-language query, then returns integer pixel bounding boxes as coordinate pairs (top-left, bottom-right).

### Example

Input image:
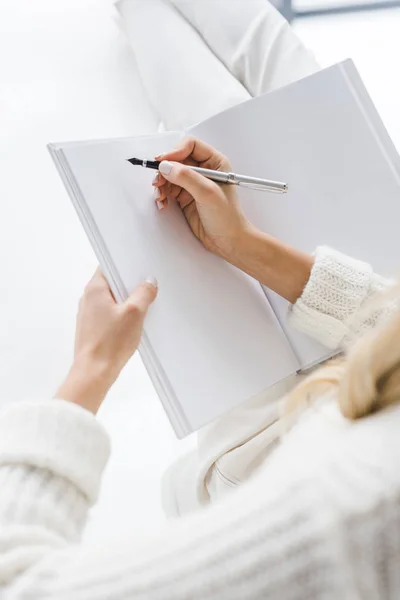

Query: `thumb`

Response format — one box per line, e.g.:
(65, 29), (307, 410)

(159, 160), (218, 203)
(125, 277), (158, 313)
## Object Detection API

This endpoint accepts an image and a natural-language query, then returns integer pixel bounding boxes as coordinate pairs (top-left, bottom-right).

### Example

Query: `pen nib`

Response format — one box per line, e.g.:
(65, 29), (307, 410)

(127, 157), (143, 166)
(126, 157), (161, 170)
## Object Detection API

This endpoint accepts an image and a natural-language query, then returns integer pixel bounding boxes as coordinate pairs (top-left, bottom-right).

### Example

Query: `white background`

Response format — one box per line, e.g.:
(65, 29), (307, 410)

(0, 0), (399, 542)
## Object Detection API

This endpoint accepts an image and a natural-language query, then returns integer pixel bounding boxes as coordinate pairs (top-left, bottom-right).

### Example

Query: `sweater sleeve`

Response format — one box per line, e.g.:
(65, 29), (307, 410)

(0, 400), (110, 587)
(289, 246), (393, 349)
(0, 398), (350, 599)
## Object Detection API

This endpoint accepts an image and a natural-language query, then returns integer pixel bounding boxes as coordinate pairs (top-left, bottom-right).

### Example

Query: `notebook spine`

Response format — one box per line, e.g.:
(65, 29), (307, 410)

(139, 337), (191, 439)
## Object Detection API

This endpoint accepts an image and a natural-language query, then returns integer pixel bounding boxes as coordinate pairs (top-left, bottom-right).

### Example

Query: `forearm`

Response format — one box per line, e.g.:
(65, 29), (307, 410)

(56, 356), (115, 415)
(230, 230), (394, 349)
(232, 227), (314, 304)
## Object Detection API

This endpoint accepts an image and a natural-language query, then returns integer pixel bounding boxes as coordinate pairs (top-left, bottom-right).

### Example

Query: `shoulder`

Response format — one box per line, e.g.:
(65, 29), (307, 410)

(272, 398), (400, 509)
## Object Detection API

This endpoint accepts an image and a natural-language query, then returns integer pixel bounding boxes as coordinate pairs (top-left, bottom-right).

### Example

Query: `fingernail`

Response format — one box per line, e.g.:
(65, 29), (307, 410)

(159, 160), (172, 175)
(156, 200), (164, 211)
(152, 172), (159, 185)
(154, 187), (161, 200)
(155, 152), (165, 160)
(146, 276), (158, 288)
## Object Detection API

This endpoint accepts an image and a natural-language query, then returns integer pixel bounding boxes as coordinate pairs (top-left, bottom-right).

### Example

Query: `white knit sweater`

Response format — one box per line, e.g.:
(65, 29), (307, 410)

(0, 246), (399, 600)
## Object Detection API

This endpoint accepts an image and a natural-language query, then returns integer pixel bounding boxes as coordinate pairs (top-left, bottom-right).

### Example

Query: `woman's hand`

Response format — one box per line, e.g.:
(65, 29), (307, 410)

(154, 136), (313, 304)
(153, 136), (253, 262)
(56, 270), (158, 414)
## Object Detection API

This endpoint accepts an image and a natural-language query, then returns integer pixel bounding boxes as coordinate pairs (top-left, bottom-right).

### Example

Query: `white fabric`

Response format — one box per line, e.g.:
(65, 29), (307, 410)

(169, 0), (320, 96)
(0, 400), (110, 505)
(1, 245), (400, 598)
(116, 0), (319, 130)
(116, 0), (250, 131)
(290, 246), (393, 349)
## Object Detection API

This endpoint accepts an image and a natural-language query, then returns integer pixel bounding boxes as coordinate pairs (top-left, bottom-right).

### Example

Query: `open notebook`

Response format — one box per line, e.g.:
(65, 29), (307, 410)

(49, 60), (400, 437)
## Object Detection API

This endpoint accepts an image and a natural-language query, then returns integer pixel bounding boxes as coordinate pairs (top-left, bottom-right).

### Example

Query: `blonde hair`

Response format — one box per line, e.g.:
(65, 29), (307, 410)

(286, 290), (400, 420)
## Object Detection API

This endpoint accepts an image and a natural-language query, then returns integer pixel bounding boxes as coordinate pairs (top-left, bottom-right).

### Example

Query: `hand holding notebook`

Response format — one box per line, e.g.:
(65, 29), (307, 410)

(49, 61), (400, 437)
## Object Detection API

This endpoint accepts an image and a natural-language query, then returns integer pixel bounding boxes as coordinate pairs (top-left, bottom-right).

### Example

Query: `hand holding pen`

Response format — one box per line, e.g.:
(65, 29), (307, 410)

(128, 137), (254, 257)
(128, 145), (287, 197)
(126, 136), (307, 304)
(128, 156), (287, 195)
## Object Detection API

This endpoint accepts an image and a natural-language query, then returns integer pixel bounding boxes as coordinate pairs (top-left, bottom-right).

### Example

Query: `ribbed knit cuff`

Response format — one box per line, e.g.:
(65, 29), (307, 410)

(0, 400), (110, 505)
(288, 246), (391, 349)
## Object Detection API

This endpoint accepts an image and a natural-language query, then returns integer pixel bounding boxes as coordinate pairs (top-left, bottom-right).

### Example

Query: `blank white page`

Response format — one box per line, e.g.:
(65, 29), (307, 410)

(58, 134), (299, 436)
(190, 61), (400, 368)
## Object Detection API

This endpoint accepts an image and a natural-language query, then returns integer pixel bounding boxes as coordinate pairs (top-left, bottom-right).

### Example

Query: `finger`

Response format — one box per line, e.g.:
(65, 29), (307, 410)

(156, 136), (226, 167)
(176, 188), (194, 210)
(156, 180), (183, 202)
(155, 197), (168, 211)
(158, 161), (219, 205)
(155, 181), (190, 211)
(152, 172), (166, 188)
(88, 266), (102, 284)
(157, 185), (192, 210)
(125, 278), (158, 313)
(85, 268), (116, 302)
(87, 267), (108, 291)
(153, 186), (168, 211)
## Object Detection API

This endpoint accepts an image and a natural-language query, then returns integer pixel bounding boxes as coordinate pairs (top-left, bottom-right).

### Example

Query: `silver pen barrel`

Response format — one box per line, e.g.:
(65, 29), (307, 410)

(233, 173), (287, 193)
(190, 166), (230, 183)
(189, 166), (287, 193)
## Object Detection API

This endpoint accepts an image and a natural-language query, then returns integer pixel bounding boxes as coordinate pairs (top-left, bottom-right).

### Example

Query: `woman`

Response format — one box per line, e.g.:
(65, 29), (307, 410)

(0, 134), (399, 599)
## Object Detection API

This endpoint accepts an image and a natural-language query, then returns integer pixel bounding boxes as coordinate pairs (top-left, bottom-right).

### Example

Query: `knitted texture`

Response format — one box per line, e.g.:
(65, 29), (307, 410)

(0, 248), (399, 599)
(0, 400), (110, 505)
(289, 246), (392, 349)
(1, 401), (400, 598)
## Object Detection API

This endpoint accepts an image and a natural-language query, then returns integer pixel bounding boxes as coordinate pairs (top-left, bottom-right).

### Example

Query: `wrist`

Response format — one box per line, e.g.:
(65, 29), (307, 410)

(229, 226), (313, 304)
(56, 355), (116, 415)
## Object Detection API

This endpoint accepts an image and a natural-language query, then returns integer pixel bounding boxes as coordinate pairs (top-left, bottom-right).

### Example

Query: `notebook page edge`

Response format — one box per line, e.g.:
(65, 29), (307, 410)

(48, 143), (190, 437)
(48, 144), (126, 300)
(139, 333), (192, 438)
(339, 60), (400, 185)
(48, 131), (183, 151)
